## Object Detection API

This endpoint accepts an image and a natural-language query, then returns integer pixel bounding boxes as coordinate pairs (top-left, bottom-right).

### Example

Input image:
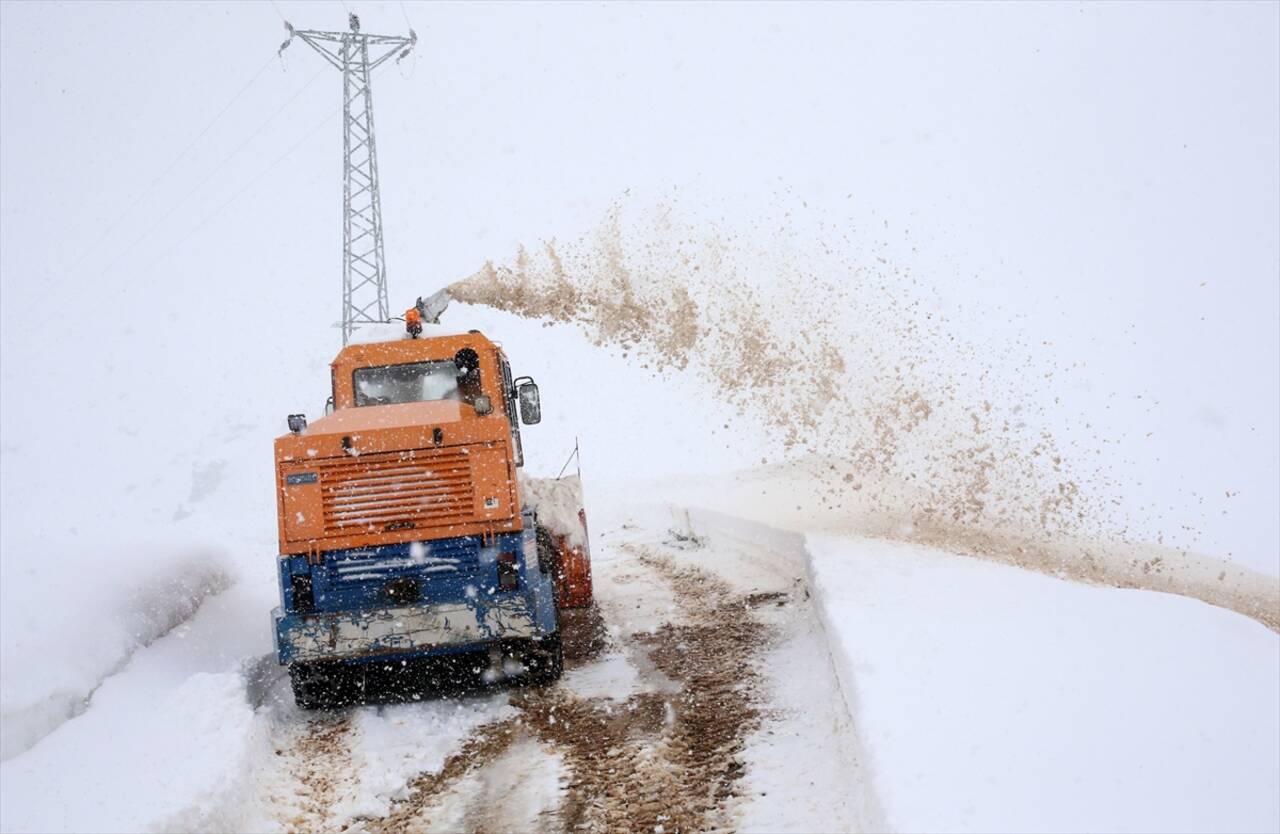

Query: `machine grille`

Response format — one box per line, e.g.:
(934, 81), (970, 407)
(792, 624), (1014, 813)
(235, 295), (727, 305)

(316, 448), (474, 536)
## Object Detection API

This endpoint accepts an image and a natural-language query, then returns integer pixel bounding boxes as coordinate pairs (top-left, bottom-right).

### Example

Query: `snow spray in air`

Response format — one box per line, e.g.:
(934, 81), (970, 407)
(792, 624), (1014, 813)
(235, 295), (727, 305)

(448, 196), (1279, 629)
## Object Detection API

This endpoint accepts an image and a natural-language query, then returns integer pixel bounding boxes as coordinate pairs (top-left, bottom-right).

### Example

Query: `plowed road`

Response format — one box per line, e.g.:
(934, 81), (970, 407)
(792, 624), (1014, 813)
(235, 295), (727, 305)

(254, 510), (876, 833)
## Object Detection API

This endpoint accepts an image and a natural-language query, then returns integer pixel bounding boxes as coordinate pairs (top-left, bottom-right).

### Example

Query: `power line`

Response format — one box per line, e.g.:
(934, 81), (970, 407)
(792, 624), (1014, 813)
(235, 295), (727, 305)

(139, 105), (341, 275)
(397, 1), (420, 79)
(66, 52), (278, 272)
(136, 59), (397, 276)
(99, 66), (326, 277)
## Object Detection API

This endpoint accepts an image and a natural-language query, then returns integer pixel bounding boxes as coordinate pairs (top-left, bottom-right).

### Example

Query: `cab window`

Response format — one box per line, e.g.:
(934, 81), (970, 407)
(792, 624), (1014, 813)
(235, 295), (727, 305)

(353, 360), (475, 407)
(499, 356), (524, 466)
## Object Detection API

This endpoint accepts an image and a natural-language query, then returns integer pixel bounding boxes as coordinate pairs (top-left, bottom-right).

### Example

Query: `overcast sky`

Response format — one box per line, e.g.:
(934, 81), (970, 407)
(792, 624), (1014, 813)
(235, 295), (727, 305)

(2, 0), (1277, 570)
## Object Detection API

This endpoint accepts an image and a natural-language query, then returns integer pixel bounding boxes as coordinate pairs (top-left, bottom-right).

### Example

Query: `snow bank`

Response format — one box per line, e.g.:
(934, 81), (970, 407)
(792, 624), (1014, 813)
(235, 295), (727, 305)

(0, 584), (272, 833)
(519, 472), (588, 549)
(661, 505), (887, 833)
(648, 458), (1280, 631)
(0, 548), (233, 760)
(805, 534), (1280, 833)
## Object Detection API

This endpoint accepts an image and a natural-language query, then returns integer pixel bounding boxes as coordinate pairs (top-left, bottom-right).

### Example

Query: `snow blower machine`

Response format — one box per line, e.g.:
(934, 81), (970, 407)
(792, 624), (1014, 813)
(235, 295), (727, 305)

(270, 295), (593, 708)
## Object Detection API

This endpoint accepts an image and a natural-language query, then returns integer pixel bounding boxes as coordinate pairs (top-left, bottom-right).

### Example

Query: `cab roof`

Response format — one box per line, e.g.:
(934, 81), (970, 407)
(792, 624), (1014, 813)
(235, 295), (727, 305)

(331, 329), (501, 373)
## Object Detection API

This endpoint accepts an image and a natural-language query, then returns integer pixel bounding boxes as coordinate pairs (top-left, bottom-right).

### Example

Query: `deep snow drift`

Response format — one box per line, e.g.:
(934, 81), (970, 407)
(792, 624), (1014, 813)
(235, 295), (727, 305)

(806, 533), (1280, 834)
(0, 550), (232, 760)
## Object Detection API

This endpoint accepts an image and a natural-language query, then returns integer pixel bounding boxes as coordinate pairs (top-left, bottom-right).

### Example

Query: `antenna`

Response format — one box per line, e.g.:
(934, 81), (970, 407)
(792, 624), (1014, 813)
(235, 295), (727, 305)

(279, 15), (417, 344)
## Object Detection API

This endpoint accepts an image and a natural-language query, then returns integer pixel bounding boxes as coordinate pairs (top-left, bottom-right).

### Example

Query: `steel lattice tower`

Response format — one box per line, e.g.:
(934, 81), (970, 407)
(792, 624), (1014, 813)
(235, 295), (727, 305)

(280, 15), (416, 344)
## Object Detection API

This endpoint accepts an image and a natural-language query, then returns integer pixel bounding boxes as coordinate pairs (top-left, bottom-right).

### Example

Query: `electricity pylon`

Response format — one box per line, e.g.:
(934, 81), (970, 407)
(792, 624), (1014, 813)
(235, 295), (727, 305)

(279, 14), (416, 344)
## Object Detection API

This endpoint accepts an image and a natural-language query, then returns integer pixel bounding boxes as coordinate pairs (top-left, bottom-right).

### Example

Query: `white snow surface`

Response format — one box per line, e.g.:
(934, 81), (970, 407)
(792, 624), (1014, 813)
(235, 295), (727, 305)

(805, 534), (1280, 834)
(323, 696), (515, 824)
(413, 737), (564, 833)
(0, 550), (232, 760)
(0, 584), (272, 833)
(520, 472), (589, 549)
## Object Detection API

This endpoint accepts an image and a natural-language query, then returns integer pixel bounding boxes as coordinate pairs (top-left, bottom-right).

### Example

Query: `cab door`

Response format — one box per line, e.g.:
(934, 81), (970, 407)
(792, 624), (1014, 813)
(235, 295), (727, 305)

(499, 355), (524, 467)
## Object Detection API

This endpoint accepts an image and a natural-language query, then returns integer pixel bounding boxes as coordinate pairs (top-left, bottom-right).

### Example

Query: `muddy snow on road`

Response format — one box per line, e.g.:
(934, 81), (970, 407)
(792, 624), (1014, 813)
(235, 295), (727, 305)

(0, 498), (880, 832)
(245, 513), (873, 834)
(8, 490), (1272, 833)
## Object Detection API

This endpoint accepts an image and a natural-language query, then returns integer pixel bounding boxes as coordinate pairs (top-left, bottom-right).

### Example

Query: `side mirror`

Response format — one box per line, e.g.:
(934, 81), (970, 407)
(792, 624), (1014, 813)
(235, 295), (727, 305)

(517, 381), (541, 425)
(287, 414), (307, 434)
(473, 394), (493, 416)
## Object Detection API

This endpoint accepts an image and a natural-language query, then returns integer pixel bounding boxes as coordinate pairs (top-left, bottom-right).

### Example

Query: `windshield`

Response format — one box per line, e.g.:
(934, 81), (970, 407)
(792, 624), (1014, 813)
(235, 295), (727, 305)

(353, 360), (469, 407)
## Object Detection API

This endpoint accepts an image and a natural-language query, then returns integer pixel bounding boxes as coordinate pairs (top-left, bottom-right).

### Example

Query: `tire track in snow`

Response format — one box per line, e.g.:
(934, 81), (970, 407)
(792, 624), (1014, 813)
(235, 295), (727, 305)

(361, 543), (776, 833)
(272, 714), (356, 832)
(364, 718), (522, 833)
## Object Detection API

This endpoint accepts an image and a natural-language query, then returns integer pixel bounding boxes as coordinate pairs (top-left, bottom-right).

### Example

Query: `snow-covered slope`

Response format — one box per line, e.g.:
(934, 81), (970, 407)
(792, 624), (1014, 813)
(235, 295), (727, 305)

(0, 584), (274, 832)
(806, 534), (1280, 834)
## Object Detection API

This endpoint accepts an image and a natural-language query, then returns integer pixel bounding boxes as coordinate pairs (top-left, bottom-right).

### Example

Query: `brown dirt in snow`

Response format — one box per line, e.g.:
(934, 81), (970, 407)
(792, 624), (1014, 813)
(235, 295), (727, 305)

(559, 604), (610, 662)
(364, 547), (775, 834)
(447, 198), (1275, 627)
(908, 519), (1280, 632)
(278, 715), (355, 833)
(372, 720), (529, 834)
(447, 200), (1121, 548)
